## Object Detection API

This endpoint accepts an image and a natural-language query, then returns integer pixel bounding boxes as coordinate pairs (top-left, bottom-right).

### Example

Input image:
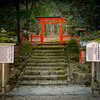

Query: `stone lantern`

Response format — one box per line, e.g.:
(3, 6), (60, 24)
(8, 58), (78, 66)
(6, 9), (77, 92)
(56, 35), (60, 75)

(79, 46), (86, 64)
(0, 28), (12, 43)
(22, 23), (30, 41)
(19, 24), (32, 54)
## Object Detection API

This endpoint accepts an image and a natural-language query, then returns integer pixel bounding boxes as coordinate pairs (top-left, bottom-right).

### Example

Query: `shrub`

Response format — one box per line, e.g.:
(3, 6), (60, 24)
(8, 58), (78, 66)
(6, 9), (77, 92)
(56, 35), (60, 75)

(80, 64), (89, 71)
(71, 56), (79, 62)
(66, 36), (79, 53)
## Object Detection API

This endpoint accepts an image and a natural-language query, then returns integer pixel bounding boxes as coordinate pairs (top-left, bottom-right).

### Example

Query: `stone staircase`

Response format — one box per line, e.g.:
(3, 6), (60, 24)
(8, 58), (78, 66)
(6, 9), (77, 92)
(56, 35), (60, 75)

(19, 43), (68, 85)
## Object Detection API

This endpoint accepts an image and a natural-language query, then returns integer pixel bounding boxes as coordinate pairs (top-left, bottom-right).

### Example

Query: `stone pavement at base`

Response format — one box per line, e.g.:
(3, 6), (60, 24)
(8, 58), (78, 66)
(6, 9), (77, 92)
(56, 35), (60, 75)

(1, 94), (100, 100)
(0, 85), (100, 100)
(0, 85), (99, 96)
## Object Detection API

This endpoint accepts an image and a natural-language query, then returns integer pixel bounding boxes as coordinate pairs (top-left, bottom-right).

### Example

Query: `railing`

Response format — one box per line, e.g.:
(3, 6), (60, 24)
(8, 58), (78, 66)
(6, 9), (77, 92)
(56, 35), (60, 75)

(20, 35), (80, 45)
(62, 35), (80, 45)
(20, 35), (42, 43)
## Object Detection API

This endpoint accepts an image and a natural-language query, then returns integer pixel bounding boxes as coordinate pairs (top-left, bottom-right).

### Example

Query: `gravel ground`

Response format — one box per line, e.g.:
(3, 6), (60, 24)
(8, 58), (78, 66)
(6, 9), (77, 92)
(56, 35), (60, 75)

(0, 94), (100, 100)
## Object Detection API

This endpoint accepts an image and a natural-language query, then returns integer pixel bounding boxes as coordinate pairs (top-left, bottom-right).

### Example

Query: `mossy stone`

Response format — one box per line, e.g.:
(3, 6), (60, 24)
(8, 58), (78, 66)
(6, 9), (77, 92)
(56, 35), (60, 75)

(58, 59), (65, 62)
(27, 62), (36, 66)
(25, 71), (40, 75)
(59, 70), (66, 75)
(53, 67), (61, 70)
(19, 38), (32, 53)
(6, 81), (14, 86)
(72, 72), (78, 80)
(58, 75), (66, 80)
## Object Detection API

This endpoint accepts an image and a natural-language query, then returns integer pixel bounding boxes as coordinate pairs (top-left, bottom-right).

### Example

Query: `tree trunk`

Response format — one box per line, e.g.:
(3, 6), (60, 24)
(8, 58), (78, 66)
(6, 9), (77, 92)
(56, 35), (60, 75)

(48, 23), (51, 33)
(54, 23), (57, 34)
(16, 1), (20, 43)
(62, 27), (64, 35)
(26, 0), (28, 24)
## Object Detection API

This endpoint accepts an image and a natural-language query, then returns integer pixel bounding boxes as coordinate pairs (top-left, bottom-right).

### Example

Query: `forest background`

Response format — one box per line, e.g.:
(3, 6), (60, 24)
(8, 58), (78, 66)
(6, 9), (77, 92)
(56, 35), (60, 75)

(0, 0), (100, 43)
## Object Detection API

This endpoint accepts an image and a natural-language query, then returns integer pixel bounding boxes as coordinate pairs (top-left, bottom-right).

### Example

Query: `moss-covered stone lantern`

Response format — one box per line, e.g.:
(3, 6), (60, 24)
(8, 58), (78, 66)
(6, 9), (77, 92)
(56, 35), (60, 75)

(7, 31), (15, 39)
(0, 28), (12, 43)
(19, 24), (32, 54)
(0, 28), (17, 43)
(22, 23), (30, 40)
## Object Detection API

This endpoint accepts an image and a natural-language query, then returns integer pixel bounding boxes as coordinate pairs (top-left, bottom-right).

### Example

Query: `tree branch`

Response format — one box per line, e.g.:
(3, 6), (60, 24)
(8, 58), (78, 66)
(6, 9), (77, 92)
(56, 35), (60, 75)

(30, 1), (34, 14)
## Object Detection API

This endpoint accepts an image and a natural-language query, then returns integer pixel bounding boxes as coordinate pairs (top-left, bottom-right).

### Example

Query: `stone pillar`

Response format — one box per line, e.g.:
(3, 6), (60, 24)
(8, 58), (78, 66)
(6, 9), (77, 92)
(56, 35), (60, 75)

(79, 47), (86, 64)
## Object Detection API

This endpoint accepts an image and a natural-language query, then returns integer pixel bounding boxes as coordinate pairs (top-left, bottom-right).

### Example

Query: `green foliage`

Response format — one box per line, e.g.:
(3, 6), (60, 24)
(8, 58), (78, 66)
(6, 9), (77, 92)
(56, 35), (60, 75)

(77, 64), (81, 68)
(71, 55), (79, 62)
(77, 35), (90, 42)
(66, 36), (79, 53)
(78, 31), (98, 42)
(98, 30), (100, 34)
(94, 30), (100, 41)
(75, 19), (84, 27)
(22, 23), (30, 30)
(12, 39), (17, 43)
(78, 64), (89, 71)
(68, 29), (78, 36)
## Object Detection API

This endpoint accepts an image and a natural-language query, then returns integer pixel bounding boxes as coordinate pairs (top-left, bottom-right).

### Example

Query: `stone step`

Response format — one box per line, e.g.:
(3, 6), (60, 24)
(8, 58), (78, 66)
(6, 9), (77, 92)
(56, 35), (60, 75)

(30, 56), (65, 59)
(24, 70), (66, 75)
(42, 42), (68, 45)
(27, 62), (66, 66)
(37, 46), (64, 50)
(31, 53), (65, 56)
(42, 42), (61, 45)
(21, 75), (67, 80)
(24, 67), (65, 70)
(33, 50), (65, 53)
(27, 59), (65, 63)
(17, 43), (68, 86)
(19, 80), (68, 85)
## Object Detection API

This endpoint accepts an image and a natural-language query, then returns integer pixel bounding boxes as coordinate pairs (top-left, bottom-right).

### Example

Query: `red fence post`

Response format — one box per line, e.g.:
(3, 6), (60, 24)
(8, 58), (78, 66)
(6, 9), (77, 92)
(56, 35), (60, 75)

(79, 50), (81, 63)
(31, 34), (32, 43)
(20, 36), (24, 43)
(20, 36), (22, 43)
(22, 36), (24, 43)
(59, 18), (63, 44)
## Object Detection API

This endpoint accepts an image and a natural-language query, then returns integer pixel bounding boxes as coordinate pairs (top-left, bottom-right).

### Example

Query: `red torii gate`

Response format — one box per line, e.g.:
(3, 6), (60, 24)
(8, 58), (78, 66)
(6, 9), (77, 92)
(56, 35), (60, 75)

(36, 17), (66, 44)
(21, 17), (79, 44)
